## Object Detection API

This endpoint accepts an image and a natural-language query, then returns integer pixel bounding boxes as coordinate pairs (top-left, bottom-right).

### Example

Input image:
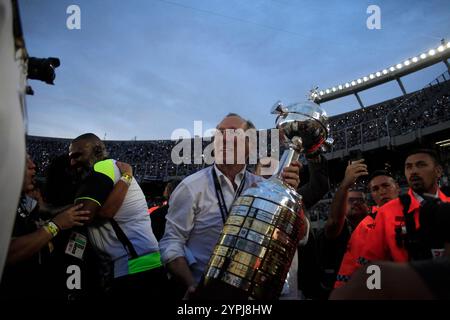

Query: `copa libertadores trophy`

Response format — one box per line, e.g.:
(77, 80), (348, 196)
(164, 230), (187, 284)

(197, 100), (331, 300)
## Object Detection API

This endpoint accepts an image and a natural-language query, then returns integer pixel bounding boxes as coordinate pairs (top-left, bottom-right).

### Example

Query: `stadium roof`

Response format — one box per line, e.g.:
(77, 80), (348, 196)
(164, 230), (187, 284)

(313, 41), (450, 106)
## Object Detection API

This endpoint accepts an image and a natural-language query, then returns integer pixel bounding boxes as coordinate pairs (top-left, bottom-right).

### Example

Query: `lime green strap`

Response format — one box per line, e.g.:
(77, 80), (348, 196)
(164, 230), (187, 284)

(128, 251), (163, 275)
(74, 196), (101, 206)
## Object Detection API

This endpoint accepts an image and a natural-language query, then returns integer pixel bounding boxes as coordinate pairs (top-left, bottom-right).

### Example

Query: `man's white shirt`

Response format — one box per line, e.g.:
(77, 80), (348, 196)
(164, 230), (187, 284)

(159, 164), (262, 283)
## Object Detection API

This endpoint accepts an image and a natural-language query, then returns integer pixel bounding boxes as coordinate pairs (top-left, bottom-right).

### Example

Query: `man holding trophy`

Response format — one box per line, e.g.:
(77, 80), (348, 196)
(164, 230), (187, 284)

(160, 101), (331, 300)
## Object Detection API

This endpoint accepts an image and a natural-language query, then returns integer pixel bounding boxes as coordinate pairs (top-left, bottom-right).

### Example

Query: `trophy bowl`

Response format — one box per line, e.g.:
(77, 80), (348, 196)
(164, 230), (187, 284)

(272, 100), (330, 153)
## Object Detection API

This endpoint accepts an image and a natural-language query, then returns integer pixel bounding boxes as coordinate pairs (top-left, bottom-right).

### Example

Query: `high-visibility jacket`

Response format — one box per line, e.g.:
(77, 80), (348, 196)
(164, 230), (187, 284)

(334, 208), (377, 288)
(337, 188), (450, 286)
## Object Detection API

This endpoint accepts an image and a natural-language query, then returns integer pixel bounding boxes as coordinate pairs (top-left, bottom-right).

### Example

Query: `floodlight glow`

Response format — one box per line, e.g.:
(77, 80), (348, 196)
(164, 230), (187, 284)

(396, 63), (402, 69)
(376, 71), (381, 77)
(382, 69), (388, 74)
(390, 66), (396, 71)
(404, 60), (410, 66)
(350, 81), (356, 86)
(438, 45), (445, 52)
(369, 74), (375, 79)
(447, 42), (450, 48)
(332, 87), (337, 92)
(428, 49), (436, 56)
(420, 53), (427, 59)
(345, 83), (350, 88)
(363, 76), (368, 82)
(338, 85), (343, 90)
(325, 89), (330, 94)
(319, 91), (324, 95)
(412, 57), (418, 63)
(357, 78), (362, 84)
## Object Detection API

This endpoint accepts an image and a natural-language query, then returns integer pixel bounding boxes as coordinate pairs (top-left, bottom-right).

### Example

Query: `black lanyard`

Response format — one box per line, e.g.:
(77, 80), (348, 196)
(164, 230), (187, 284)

(212, 167), (246, 224)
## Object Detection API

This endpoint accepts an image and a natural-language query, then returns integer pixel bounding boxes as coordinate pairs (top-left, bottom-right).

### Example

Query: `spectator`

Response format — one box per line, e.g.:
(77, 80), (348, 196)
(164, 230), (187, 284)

(316, 159), (369, 299)
(150, 179), (182, 241)
(0, 154), (90, 299)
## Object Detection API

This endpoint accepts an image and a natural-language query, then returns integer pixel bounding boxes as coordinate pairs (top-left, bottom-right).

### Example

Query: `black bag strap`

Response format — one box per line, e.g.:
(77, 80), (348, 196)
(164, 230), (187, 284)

(109, 219), (138, 259)
(398, 194), (432, 260)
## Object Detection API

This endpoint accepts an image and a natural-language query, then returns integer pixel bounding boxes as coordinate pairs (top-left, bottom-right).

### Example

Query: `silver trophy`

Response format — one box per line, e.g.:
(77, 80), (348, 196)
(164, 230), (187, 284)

(199, 100), (331, 300)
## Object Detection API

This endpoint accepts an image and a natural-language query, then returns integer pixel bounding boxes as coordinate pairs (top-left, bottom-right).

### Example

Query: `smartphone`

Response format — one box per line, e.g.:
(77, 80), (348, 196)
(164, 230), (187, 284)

(349, 149), (367, 188)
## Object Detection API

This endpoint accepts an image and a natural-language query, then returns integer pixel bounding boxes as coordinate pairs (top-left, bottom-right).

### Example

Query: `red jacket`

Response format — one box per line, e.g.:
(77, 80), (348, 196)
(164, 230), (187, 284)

(335, 189), (450, 288)
(334, 210), (377, 288)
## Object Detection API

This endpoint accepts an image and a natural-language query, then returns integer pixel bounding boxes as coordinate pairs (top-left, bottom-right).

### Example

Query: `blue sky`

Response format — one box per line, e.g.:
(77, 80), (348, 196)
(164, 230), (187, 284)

(20, 0), (450, 140)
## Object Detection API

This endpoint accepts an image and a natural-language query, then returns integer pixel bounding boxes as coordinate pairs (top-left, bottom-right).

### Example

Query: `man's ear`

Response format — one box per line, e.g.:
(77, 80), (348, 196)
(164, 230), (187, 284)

(436, 165), (443, 179)
(93, 145), (103, 158)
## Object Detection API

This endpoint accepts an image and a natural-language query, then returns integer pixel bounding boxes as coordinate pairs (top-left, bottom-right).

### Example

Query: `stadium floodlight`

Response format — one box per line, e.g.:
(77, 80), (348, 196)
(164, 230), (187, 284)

(319, 91), (324, 95)
(436, 138), (450, 145)
(316, 41), (450, 101)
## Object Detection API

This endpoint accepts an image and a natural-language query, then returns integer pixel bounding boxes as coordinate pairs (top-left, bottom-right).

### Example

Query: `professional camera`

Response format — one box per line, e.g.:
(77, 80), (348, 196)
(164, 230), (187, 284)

(27, 57), (60, 85)
(420, 198), (450, 245)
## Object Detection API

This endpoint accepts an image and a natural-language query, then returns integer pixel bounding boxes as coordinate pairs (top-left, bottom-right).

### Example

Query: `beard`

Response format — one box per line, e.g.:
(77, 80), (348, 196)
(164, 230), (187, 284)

(409, 176), (426, 194)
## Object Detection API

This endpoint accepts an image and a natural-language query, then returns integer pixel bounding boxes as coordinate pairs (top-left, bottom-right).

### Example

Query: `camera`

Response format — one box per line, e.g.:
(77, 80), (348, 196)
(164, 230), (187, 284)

(27, 57), (60, 85)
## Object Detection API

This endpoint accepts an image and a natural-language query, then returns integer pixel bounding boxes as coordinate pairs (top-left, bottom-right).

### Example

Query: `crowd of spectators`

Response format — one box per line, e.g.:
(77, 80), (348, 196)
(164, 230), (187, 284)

(329, 76), (450, 150)
(27, 77), (450, 183)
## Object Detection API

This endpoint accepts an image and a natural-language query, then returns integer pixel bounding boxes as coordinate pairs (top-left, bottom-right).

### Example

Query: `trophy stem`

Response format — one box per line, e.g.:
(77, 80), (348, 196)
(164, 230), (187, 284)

(271, 148), (299, 181)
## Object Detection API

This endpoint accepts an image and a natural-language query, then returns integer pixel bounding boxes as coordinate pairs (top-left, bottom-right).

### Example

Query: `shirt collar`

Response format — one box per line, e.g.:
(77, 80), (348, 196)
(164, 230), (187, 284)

(213, 164), (247, 191)
(412, 190), (439, 203)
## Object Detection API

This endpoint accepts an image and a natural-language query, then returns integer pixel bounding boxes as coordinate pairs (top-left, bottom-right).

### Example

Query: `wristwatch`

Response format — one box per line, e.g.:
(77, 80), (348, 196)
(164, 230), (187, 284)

(43, 221), (60, 237)
(120, 173), (133, 186)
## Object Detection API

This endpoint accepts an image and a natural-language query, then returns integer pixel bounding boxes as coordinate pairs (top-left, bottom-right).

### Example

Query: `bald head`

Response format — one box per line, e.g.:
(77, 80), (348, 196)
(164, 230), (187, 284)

(69, 133), (107, 172)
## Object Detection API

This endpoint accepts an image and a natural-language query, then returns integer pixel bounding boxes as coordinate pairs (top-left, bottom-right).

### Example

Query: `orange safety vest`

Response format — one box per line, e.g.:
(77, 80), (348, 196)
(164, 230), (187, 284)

(335, 189), (450, 288)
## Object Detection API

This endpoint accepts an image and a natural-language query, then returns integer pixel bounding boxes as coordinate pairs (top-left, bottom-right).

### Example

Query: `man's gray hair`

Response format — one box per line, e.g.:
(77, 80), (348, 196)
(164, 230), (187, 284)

(225, 113), (256, 130)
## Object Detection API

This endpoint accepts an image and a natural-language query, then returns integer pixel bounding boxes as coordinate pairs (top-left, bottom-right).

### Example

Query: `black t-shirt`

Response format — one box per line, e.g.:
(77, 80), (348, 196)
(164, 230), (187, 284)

(75, 170), (114, 206)
(0, 195), (51, 299)
(316, 219), (352, 298)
